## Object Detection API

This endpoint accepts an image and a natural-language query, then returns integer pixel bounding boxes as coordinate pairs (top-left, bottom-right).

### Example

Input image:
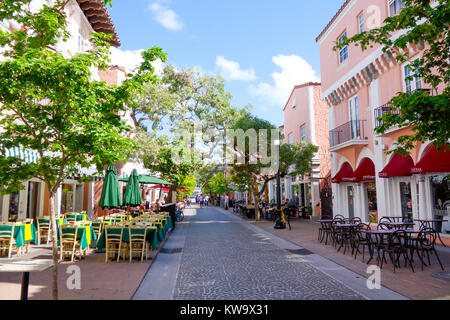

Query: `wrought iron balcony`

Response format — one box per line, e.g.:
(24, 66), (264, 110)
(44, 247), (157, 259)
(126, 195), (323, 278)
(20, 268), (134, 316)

(374, 89), (432, 129)
(329, 120), (367, 148)
(374, 104), (400, 129)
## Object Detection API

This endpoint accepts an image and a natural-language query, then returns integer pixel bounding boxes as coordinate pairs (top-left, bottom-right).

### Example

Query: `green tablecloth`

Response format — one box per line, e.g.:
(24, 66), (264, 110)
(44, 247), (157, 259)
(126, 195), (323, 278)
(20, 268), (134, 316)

(66, 214), (87, 221)
(96, 227), (159, 251)
(59, 226), (97, 250)
(0, 224), (37, 248)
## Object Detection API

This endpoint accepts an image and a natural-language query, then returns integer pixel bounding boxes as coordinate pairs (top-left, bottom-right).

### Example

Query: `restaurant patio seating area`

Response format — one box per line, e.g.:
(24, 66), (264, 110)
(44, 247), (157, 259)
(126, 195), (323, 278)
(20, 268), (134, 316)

(251, 216), (450, 300)
(317, 216), (447, 273)
(0, 210), (173, 264)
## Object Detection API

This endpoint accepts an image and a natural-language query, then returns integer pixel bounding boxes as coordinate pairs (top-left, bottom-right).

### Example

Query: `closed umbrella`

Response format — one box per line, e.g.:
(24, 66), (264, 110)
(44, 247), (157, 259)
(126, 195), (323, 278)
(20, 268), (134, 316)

(99, 165), (122, 212)
(123, 169), (142, 208)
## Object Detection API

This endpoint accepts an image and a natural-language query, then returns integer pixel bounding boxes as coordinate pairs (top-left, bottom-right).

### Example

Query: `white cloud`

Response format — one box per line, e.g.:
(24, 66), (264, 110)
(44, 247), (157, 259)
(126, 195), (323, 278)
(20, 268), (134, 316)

(109, 47), (164, 75)
(216, 56), (256, 81)
(149, 2), (183, 31)
(250, 55), (319, 107)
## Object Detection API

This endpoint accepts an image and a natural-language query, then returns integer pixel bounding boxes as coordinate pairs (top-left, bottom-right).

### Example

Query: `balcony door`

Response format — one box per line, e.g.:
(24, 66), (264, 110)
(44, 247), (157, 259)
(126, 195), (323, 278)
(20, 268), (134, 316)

(349, 96), (360, 139)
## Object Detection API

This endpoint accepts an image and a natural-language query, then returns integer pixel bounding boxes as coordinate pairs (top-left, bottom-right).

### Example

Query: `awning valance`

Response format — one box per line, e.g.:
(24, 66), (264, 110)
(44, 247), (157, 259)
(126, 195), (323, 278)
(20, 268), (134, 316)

(332, 162), (355, 183)
(411, 145), (450, 174)
(3, 147), (40, 164)
(354, 158), (375, 182)
(379, 154), (414, 178)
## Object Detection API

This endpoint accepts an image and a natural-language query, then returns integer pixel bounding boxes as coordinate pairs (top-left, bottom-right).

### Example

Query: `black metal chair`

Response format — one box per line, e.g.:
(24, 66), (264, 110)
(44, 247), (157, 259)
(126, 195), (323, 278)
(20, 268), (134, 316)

(352, 223), (371, 262)
(318, 220), (333, 245)
(381, 230), (415, 273)
(414, 228), (444, 271)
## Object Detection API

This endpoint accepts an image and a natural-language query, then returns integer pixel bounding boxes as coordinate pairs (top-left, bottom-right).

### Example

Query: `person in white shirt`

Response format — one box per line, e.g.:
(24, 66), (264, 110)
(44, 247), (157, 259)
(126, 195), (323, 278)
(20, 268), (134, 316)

(224, 194), (229, 210)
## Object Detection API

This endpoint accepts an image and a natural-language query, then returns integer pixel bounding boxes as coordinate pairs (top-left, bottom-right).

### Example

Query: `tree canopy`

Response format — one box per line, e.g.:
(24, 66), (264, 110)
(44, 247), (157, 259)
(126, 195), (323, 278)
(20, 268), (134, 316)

(0, 0), (166, 299)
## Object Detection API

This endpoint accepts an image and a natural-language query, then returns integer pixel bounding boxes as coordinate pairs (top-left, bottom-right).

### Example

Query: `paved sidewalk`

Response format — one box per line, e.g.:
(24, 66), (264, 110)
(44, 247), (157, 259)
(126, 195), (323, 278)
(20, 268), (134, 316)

(135, 206), (406, 300)
(0, 237), (168, 300)
(226, 209), (450, 300)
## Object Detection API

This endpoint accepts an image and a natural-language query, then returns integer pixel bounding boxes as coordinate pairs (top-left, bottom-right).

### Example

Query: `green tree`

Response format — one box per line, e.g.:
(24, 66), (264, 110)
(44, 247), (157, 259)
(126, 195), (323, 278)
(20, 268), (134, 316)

(143, 140), (196, 203)
(228, 111), (318, 220)
(133, 65), (244, 160)
(335, 0), (449, 154)
(196, 162), (221, 195)
(209, 172), (232, 196)
(0, 0), (166, 299)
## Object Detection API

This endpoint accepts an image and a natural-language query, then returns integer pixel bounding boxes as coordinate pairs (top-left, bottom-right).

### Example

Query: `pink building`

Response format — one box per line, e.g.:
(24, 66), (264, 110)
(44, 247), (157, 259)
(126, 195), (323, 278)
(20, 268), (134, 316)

(280, 82), (331, 217)
(317, 0), (450, 232)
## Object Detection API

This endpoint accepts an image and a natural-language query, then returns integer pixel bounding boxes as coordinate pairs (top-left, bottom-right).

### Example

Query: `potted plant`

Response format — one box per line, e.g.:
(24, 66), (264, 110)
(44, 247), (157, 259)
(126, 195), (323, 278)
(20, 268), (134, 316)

(306, 206), (313, 219)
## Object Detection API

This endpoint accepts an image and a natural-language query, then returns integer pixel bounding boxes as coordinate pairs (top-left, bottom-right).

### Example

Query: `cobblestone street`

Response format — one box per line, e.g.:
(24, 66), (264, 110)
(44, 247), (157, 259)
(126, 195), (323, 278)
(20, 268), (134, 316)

(134, 206), (405, 300)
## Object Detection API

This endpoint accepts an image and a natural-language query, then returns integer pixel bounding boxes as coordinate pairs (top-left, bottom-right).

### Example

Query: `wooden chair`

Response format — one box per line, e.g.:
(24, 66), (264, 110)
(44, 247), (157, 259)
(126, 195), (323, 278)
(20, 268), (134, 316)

(36, 217), (50, 245)
(91, 220), (103, 239)
(0, 224), (16, 258)
(105, 226), (123, 263)
(129, 226), (147, 262)
(59, 225), (80, 262)
(65, 214), (77, 224)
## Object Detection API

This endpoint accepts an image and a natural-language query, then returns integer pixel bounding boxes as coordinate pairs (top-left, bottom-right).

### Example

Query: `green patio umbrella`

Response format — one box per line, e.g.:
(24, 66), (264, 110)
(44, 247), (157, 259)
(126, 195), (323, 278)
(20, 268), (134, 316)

(99, 165), (122, 209)
(123, 169), (142, 207)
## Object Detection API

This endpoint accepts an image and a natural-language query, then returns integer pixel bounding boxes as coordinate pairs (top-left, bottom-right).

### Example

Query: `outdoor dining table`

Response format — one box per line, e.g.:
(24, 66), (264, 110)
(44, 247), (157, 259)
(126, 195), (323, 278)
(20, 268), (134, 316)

(360, 229), (420, 265)
(383, 221), (415, 230)
(59, 226), (97, 250)
(96, 226), (160, 252)
(0, 223), (37, 250)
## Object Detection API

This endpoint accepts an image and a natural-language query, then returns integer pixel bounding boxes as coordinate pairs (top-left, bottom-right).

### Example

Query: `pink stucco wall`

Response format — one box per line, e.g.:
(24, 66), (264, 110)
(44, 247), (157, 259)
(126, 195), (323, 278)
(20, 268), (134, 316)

(283, 83), (331, 178)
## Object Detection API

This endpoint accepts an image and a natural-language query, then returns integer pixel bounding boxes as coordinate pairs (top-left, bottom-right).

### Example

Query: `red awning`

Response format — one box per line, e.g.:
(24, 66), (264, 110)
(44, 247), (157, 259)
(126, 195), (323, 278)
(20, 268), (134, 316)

(332, 162), (355, 183)
(411, 145), (450, 174)
(379, 154), (414, 178)
(354, 158), (375, 182)
(150, 185), (170, 191)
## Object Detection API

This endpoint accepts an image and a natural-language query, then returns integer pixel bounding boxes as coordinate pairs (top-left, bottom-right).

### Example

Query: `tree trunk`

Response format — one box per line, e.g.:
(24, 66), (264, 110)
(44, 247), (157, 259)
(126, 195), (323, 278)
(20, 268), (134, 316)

(48, 186), (59, 300)
(250, 184), (260, 221)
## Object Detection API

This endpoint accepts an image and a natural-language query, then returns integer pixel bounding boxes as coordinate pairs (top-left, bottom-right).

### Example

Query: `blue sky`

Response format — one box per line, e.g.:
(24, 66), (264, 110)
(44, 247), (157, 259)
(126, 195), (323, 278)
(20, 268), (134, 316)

(108, 0), (343, 127)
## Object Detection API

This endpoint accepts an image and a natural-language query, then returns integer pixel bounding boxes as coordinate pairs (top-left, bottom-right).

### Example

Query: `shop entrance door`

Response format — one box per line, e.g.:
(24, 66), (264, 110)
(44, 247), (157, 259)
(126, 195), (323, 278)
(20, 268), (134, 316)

(27, 182), (39, 219)
(347, 186), (354, 219)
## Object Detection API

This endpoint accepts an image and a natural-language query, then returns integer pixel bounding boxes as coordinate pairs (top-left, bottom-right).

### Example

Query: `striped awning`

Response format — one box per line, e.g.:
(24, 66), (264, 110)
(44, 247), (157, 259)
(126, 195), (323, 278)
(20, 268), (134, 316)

(3, 147), (40, 164)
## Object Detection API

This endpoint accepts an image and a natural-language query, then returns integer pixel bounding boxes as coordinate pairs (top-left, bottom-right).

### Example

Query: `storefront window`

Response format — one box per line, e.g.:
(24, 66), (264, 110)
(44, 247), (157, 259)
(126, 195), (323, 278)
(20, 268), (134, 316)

(400, 182), (413, 220)
(366, 182), (377, 223)
(8, 191), (19, 222)
(61, 184), (74, 213)
(430, 174), (450, 232)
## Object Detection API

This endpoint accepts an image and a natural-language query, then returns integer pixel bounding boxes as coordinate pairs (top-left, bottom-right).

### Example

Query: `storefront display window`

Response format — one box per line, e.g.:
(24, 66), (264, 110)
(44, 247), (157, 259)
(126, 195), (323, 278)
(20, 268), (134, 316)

(61, 184), (74, 213)
(366, 182), (377, 223)
(8, 191), (19, 222)
(430, 174), (450, 232)
(400, 182), (413, 220)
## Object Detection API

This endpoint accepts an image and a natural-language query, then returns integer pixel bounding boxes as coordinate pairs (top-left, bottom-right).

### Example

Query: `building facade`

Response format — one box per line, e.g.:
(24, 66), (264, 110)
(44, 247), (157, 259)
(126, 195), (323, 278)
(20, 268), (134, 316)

(278, 82), (331, 217)
(0, 0), (128, 221)
(317, 0), (449, 232)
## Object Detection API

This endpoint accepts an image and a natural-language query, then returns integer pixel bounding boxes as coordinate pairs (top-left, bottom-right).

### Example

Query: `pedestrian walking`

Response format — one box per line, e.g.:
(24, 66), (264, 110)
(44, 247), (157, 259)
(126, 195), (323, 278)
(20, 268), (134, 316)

(200, 195), (204, 208)
(224, 194), (229, 210)
(145, 191), (151, 210)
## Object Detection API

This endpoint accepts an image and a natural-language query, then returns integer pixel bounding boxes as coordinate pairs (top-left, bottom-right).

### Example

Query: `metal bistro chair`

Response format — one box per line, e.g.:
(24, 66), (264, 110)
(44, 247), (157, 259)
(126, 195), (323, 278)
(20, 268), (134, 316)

(381, 230), (415, 273)
(414, 228), (444, 271)
(331, 217), (345, 248)
(352, 223), (372, 262)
